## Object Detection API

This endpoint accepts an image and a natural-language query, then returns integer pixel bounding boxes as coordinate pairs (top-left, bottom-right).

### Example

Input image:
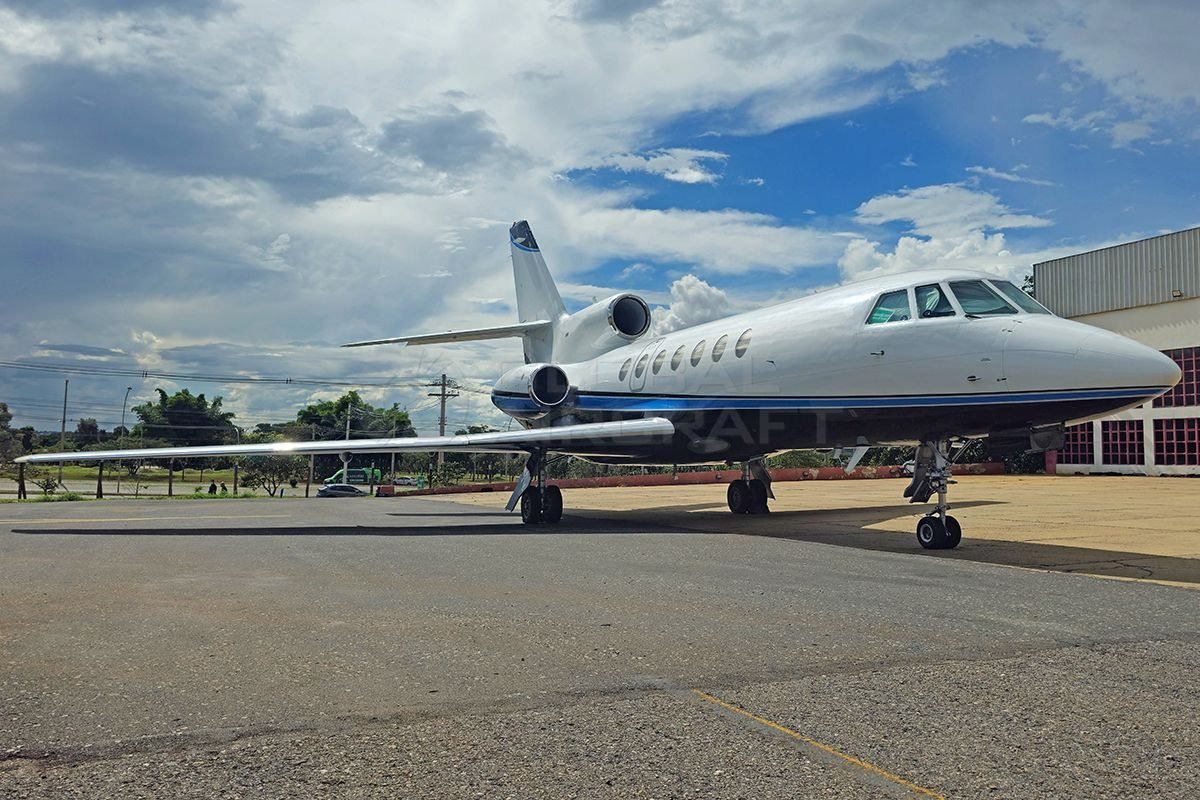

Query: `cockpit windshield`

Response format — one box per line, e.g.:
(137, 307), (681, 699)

(948, 280), (1018, 316)
(990, 280), (1051, 314)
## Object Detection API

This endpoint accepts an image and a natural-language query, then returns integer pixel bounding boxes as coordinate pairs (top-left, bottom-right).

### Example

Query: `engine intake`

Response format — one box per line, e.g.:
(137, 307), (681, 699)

(492, 363), (575, 419)
(609, 294), (651, 338)
(528, 364), (570, 407)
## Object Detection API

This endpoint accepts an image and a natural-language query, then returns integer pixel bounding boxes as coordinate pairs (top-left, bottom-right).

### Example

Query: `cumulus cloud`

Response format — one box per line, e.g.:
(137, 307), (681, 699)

(854, 183), (1052, 238)
(842, 182), (1069, 283)
(651, 275), (733, 335)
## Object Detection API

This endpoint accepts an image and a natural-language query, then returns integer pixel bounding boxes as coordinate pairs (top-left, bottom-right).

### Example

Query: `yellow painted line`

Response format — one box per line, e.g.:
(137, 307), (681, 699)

(691, 689), (945, 799)
(0, 514), (291, 525)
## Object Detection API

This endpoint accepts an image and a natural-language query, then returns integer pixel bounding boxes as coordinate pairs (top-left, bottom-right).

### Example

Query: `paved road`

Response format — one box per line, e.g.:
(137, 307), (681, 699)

(1, 495), (1197, 798)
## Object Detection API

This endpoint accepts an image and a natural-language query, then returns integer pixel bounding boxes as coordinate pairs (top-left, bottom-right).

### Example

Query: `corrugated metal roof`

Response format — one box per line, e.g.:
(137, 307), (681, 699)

(1034, 227), (1200, 317)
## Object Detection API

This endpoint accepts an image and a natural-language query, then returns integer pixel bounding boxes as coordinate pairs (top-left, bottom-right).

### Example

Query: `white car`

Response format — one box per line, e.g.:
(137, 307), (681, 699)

(393, 476), (418, 486)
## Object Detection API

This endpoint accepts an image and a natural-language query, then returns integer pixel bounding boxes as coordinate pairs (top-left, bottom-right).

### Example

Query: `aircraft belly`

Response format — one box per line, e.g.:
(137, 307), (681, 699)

(547, 394), (1146, 464)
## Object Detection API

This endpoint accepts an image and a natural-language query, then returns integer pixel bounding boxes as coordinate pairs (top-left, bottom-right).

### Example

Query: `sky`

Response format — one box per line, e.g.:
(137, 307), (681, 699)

(1, 0), (1198, 435)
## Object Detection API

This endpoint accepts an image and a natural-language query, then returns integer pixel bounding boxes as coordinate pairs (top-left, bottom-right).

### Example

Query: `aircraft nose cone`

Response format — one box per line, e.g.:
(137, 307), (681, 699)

(1078, 329), (1181, 393)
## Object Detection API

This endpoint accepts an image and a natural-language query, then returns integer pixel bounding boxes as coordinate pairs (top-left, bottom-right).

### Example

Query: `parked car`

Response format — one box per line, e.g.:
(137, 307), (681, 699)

(392, 476), (418, 486)
(317, 483), (368, 497)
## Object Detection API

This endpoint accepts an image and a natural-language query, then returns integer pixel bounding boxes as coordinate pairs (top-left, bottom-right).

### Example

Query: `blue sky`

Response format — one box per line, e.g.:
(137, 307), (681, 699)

(1, 1), (1198, 434)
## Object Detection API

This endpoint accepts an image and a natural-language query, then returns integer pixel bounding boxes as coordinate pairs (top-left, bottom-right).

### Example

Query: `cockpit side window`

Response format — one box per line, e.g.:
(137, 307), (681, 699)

(914, 284), (955, 318)
(990, 280), (1051, 314)
(948, 280), (1018, 316)
(866, 290), (913, 324)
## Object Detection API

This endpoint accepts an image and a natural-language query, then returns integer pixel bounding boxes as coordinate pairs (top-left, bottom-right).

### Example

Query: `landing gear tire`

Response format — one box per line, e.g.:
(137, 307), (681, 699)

(520, 488), (543, 525)
(916, 516), (948, 549)
(748, 479), (770, 514)
(944, 515), (962, 549)
(541, 485), (563, 524)
(727, 479), (752, 514)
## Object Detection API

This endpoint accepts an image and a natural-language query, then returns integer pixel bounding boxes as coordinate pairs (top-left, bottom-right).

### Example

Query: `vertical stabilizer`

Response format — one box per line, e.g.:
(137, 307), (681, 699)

(510, 220), (566, 362)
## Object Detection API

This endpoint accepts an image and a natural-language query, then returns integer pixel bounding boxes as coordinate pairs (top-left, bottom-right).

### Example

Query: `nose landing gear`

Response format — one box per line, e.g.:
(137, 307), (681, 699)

(905, 440), (963, 549)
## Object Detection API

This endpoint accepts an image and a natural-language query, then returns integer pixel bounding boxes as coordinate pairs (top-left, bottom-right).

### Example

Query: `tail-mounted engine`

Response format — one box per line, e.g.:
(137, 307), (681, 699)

(492, 363), (574, 419)
(554, 293), (651, 363)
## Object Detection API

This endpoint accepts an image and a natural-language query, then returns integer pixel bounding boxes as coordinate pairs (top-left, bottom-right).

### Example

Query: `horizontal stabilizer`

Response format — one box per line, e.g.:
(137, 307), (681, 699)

(15, 417), (676, 463)
(341, 320), (551, 348)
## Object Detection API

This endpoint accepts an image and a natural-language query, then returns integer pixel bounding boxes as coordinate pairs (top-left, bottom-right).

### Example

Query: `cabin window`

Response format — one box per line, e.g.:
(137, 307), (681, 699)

(652, 349), (667, 374)
(712, 334), (728, 362)
(949, 280), (1017, 316)
(634, 354), (650, 377)
(619, 359), (632, 380)
(991, 280), (1051, 314)
(691, 340), (706, 366)
(915, 284), (955, 318)
(735, 329), (752, 357)
(671, 345), (686, 370)
(867, 290), (912, 324)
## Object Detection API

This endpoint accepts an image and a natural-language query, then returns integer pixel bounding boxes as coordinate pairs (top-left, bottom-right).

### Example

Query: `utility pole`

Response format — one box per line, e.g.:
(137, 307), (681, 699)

(426, 373), (459, 468)
(58, 379), (68, 486)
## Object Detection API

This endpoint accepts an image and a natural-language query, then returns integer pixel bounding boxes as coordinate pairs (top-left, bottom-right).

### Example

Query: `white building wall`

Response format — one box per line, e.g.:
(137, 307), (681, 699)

(1053, 297), (1200, 476)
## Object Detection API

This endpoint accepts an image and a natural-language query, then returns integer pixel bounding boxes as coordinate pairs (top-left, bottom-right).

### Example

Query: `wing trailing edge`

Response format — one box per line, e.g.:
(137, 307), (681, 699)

(341, 320), (552, 348)
(15, 418), (676, 464)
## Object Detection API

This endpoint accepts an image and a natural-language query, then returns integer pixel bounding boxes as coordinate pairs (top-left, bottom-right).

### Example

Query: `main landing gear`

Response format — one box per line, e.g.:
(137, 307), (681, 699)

(904, 440), (963, 549)
(726, 459), (773, 514)
(508, 451), (565, 525)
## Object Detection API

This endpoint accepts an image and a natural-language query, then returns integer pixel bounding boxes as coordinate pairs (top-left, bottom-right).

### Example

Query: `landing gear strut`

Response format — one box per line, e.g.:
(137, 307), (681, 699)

(905, 440), (962, 549)
(727, 459), (772, 514)
(508, 451), (565, 525)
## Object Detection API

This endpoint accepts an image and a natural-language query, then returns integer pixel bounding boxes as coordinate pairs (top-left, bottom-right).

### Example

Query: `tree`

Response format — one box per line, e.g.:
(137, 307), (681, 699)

(239, 433), (307, 496)
(24, 465), (59, 495)
(0, 402), (16, 466)
(75, 417), (101, 443)
(132, 388), (236, 448)
(294, 391), (416, 480)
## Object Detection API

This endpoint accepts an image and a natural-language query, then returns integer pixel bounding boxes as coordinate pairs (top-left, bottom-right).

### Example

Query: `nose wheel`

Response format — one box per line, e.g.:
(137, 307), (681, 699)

(906, 440), (964, 549)
(916, 514), (962, 549)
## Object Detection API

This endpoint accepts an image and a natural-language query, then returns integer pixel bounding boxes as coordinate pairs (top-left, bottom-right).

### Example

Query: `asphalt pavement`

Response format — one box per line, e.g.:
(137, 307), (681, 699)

(1, 490), (1197, 798)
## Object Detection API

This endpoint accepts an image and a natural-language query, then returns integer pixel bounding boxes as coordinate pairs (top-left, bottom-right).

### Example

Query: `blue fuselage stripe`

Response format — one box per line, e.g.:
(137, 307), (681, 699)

(491, 386), (1161, 413)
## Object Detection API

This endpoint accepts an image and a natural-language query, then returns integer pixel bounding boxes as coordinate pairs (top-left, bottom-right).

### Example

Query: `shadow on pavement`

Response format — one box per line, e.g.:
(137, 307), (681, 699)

(601, 501), (1200, 587)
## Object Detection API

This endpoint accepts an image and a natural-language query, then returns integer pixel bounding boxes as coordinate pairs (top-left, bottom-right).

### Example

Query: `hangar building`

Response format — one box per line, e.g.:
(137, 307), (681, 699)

(1035, 227), (1200, 475)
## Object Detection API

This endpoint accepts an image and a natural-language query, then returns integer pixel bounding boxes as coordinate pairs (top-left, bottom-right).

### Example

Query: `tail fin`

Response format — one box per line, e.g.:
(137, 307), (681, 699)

(510, 220), (566, 363)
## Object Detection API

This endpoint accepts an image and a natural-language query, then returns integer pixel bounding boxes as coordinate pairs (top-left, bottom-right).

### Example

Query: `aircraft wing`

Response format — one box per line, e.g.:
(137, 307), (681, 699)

(341, 320), (551, 348)
(14, 417), (676, 464)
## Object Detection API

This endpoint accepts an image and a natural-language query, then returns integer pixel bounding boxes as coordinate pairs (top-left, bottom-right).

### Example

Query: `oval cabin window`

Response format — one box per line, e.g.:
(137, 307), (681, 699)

(671, 345), (686, 370)
(652, 350), (667, 374)
(712, 334), (728, 362)
(690, 341), (706, 366)
(634, 354), (650, 377)
(735, 329), (752, 357)
(619, 358), (632, 381)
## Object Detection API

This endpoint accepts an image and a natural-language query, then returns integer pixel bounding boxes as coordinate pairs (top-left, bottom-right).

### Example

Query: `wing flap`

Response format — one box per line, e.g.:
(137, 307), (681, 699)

(15, 418), (676, 464)
(342, 320), (551, 348)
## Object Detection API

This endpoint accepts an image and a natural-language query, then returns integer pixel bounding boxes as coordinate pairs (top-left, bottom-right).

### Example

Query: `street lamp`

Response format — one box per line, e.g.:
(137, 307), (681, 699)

(116, 387), (133, 495)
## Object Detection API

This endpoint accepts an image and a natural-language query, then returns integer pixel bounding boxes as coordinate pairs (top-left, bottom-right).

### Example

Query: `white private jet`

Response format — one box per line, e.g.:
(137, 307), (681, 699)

(17, 221), (1181, 549)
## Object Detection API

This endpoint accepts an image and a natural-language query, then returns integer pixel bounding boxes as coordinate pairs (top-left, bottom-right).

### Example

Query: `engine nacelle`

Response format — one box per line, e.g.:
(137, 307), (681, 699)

(554, 293), (651, 363)
(492, 363), (574, 419)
